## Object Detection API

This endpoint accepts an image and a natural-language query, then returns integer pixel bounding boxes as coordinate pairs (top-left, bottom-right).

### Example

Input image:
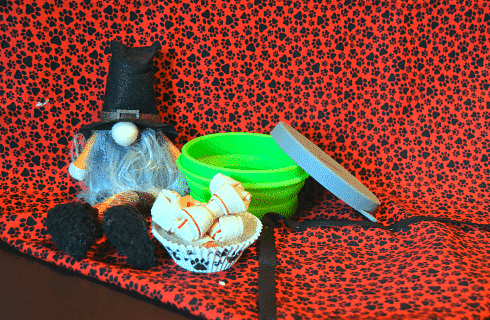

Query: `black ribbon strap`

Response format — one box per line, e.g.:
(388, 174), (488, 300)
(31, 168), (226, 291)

(258, 214), (278, 320)
(283, 215), (490, 233)
(388, 216), (490, 232)
(287, 217), (387, 232)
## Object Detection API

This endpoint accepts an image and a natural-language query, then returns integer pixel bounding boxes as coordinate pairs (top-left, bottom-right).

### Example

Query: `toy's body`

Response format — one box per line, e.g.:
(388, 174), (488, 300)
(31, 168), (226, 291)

(46, 40), (189, 269)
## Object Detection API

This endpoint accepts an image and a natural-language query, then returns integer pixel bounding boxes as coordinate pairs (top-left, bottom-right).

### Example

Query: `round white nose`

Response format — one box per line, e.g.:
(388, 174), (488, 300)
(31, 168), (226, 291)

(111, 122), (139, 147)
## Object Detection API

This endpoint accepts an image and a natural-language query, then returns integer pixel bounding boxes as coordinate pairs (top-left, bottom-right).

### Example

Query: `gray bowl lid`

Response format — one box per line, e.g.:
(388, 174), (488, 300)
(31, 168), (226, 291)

(270, 121), (380, 222)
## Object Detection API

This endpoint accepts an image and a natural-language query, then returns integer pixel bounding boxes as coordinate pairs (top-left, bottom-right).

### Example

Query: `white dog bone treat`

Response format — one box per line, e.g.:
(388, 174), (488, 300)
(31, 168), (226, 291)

(151, 190), (183, 231)
(209, 173), (242, 195)
(165, 217), (184, 234)
(207, 183), (249, 217)
(205, 199), (222, 217)
(209, 215), (244, 242)
(172, 205), (216, 241)
(210, 174), (252, 210)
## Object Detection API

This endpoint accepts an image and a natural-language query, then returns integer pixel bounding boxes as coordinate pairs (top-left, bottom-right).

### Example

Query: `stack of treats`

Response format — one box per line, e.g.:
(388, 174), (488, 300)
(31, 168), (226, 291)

(152, 173), (253, 248)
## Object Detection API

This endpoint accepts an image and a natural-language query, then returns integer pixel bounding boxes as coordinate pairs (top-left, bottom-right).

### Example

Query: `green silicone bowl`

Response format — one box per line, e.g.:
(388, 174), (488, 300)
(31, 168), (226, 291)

(180, 132), (307, 183)
(177, 132), (309, 219)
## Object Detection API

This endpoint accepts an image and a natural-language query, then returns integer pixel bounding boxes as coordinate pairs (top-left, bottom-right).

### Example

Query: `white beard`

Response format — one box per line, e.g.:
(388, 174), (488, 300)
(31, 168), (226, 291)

(77, 128), (186, 205)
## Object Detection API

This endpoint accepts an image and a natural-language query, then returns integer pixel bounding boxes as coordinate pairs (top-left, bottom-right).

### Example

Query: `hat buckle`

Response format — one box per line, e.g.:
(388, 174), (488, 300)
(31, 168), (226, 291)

(116, 109), (139, 120)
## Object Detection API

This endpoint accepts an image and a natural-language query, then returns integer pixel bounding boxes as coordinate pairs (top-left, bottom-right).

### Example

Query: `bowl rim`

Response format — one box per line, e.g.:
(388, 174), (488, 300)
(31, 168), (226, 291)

(180, 132), (302, 174)
(177, 156), (309, 189)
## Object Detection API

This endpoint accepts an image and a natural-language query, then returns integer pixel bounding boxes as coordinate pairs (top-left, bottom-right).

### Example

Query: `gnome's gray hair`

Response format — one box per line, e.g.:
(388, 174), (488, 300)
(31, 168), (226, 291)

(73, 128), (180, 205)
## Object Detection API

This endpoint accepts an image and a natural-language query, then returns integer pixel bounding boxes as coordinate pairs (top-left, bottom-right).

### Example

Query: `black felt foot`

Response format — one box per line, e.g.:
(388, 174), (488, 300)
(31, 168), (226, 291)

(101, 205), (156, 270)
(45, 202), (100, 260)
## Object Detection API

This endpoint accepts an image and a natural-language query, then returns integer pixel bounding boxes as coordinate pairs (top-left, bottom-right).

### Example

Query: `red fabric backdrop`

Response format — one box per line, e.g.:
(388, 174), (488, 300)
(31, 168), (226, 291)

(1, 0), (490, 319)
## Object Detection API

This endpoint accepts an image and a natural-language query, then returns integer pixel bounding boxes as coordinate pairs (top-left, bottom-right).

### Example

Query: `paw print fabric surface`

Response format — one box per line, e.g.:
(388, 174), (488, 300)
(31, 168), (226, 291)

(1, 1), (490, 319)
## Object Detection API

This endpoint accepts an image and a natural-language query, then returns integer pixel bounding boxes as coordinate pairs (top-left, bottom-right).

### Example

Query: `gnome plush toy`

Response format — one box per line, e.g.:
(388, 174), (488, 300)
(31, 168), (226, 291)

(46, 40), (189, 269)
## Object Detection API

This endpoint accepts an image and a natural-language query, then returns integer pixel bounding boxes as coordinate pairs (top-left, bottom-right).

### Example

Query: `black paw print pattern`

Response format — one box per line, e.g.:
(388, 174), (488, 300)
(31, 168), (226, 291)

(1, 1), (490, 320)
(190, 258), (209, 271)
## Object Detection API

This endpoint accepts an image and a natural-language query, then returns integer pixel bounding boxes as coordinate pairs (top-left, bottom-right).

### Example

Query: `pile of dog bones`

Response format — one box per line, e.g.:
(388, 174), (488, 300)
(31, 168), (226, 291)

(151, 173), (253, 248)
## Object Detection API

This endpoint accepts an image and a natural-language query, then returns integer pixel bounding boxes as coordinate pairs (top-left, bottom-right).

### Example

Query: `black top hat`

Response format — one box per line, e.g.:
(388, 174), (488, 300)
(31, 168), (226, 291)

(78, 40), (178, 141)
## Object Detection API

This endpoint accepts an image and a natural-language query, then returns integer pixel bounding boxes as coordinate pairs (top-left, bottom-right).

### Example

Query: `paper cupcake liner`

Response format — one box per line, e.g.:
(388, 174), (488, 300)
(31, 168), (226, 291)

(152, 211), (262, 273)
